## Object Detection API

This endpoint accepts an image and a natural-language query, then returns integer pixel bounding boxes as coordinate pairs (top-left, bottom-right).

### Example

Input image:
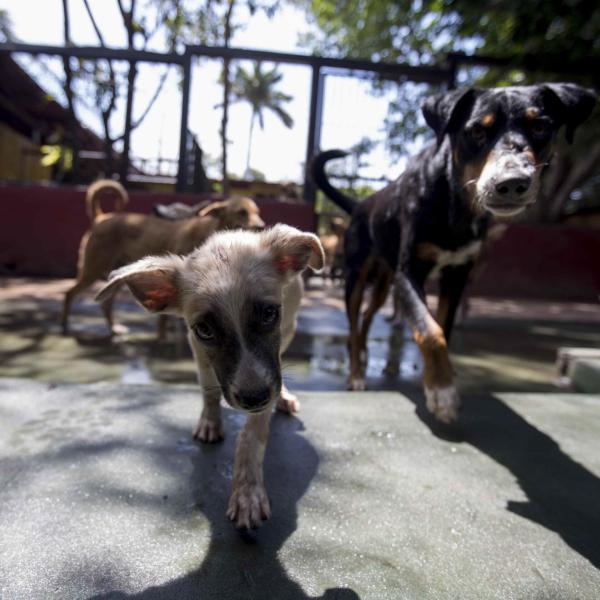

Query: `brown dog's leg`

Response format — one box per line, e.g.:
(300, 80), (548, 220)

(395, 271), (459, 423)
(345, 257), (372, 391)
(62, 276), (95, 334)
(227, 409), (271, 529)
(156, 315), (169, 341)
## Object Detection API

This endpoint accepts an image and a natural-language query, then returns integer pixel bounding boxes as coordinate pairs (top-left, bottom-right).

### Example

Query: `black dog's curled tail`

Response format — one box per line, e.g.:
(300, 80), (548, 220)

(311, 149), (358, 215)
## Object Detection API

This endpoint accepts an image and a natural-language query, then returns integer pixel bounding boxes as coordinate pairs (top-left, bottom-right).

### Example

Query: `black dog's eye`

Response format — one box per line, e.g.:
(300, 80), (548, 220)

(261, 305), (280, 327)
(193, 321), (215, 341)
(469, 123), (487, 145)
(529, 119), (549, 137)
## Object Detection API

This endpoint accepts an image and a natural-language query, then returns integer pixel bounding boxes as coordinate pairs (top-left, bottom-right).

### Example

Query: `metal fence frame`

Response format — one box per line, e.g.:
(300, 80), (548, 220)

(1, 41), (596, 201)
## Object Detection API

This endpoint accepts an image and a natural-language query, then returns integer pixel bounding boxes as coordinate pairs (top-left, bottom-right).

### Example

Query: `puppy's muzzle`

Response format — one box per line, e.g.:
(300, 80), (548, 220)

(232, 386), (272, 412)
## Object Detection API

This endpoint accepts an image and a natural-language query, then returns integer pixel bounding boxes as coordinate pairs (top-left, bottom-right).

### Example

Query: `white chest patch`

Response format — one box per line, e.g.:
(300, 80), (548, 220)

(417, 240), (482, 278)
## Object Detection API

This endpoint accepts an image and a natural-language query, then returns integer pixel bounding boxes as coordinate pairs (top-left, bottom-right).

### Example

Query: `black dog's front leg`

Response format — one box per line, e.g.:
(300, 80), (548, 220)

(437, 263), (473, 341)
(394, 270), (460, 423)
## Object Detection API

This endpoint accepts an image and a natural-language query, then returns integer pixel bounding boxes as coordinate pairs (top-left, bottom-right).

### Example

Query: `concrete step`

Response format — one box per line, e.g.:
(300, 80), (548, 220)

(555, 346), (600, 384)
(571, 358), (600, 393)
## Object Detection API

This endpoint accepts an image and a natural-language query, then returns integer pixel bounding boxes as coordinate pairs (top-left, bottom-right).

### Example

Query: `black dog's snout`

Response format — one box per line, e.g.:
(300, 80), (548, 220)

(494, 175), (531, 198)
(234, 387), (271, 410)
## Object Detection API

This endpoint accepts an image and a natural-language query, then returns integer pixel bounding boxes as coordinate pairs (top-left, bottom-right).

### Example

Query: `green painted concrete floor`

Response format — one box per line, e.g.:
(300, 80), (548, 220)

(1, 277), (600, 599)
(1, 380), (599, 599)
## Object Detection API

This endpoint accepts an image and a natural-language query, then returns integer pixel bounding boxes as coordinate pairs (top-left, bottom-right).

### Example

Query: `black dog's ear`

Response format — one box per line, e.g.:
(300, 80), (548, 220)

(422, 88), (480, 146)
(542, 83), (597, 143)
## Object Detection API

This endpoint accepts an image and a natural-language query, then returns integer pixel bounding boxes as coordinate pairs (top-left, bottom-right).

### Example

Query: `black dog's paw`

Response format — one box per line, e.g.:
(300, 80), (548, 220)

(424, 384), (460, 424)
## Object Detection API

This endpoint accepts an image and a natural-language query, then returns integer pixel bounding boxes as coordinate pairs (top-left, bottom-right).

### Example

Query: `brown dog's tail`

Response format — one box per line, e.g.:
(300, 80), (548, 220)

(311, 149), (358, 214)
(86, 179), (129, 221)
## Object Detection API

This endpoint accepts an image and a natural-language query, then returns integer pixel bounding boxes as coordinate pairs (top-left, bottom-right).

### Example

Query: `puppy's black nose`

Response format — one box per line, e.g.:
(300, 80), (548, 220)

(495, 175), (531, 198)
(233, 387), (271, 410)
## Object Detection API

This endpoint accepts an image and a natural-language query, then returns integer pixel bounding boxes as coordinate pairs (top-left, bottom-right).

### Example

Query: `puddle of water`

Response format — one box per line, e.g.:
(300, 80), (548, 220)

(288, 323), (422, 384)
(121, 358), (153, 385)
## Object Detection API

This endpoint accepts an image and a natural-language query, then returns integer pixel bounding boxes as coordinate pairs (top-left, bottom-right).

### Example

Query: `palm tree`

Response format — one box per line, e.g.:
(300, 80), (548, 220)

(231, 62), (294, 178)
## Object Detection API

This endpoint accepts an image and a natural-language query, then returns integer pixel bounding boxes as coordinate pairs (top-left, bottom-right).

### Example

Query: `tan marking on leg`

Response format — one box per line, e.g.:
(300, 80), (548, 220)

(413, 315), (460, 423)
(414, 321), (454, 390)
(358, 266), (393, 353)
(436, 293), (450, 333)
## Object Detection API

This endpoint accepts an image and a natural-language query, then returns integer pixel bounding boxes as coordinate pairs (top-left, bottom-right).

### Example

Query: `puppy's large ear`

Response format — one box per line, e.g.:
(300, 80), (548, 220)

(262, 224), (325, 277)
(198, 200), (227, 218)
(95, 254), (185, 314)
(422, 88), (480, 147)
(541, 83), (597, 143)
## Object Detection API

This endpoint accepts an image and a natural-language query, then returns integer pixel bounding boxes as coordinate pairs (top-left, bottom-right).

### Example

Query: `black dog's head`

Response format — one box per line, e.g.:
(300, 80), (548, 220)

(423, 83), (597, 217)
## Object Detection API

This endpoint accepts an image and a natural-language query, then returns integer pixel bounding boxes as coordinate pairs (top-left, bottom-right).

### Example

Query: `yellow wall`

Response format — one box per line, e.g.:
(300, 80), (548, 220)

(0, 123), (52, 182)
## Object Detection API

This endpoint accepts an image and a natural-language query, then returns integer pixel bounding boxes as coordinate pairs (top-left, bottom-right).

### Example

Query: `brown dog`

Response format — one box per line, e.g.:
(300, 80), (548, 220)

(61, 179), (265, 334)
(319, 216), (347, 279)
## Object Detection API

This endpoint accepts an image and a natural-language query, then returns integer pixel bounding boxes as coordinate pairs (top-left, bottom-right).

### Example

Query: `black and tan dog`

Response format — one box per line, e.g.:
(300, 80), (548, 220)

(313, 83), (596, 423)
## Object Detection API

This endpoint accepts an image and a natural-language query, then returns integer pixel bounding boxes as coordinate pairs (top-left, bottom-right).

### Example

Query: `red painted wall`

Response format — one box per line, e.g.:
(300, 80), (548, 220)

(0, 183), (315, 278)
(470, 224), (600, 301)
(1, 183), (599, 301)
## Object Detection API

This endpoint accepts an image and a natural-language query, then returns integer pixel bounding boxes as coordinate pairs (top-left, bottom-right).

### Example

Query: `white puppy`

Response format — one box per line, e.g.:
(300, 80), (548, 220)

(97, 225), (324, 529)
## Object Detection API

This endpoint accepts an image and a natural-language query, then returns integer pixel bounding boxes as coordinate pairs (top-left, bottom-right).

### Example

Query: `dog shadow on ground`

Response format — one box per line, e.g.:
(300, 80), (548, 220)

(93, 409), (361, 600)
(402, 385), (600, 569)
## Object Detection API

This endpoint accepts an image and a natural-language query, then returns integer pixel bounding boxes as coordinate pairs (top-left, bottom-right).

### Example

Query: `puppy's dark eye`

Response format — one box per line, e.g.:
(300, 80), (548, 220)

(470, 123), (487, 145)
(236, 208), (248, 218)
(261, 305), (280, 326)
(193, 321), (214, 341)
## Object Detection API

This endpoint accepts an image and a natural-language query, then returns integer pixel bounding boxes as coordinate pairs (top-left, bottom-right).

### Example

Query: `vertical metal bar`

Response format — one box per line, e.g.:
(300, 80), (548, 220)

(304, 65), (324, 205)
(446, 54), (457, 90)
(176, 50), (192, 193)
(120, 60), (137, 183)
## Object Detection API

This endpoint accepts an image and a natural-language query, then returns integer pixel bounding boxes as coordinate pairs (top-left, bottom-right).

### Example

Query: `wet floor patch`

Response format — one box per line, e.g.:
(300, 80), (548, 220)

(0, 278), (598, 394)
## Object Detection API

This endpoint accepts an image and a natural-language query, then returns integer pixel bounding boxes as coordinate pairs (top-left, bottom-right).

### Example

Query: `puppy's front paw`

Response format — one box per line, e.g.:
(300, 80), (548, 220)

(193, 417), (224, 443)
(227, 483), (271, 529)
(110, 323), (129, 336)
(277, 388), (300, 414)
(424, 385), (460, 424)
(348, 376), (366, 391)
